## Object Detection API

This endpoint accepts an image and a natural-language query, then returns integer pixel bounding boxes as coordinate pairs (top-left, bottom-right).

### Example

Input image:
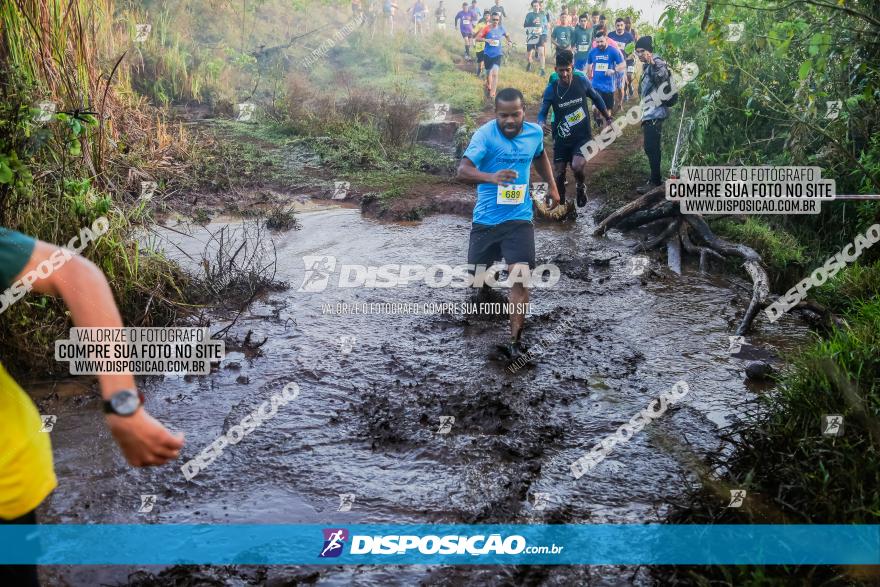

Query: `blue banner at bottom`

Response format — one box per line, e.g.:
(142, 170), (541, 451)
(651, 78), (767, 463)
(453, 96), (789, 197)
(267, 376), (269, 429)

(0, 524), (878, 565)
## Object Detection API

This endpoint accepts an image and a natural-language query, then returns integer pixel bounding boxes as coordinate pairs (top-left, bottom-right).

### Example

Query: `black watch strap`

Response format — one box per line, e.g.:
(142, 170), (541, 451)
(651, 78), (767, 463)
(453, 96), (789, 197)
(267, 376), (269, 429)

(102, 389), (145, 416)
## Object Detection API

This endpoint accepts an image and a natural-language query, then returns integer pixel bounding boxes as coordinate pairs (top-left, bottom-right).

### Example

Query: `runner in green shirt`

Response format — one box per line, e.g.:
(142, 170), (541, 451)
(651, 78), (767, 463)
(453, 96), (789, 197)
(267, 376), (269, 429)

(571, 12), (592, 72)
(550, 13), (573, 54)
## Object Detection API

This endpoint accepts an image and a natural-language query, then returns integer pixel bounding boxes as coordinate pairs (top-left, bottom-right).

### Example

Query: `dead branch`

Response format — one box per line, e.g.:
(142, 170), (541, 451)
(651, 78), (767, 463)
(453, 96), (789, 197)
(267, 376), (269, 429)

(631, 218), (681, 253)
(593, 185), (666, 236)
(667, 232), (682, 275)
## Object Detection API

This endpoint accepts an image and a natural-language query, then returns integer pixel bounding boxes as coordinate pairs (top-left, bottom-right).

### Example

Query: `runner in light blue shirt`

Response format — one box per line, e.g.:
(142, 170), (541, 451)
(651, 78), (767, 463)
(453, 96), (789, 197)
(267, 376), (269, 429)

(456, 88), (559, 362)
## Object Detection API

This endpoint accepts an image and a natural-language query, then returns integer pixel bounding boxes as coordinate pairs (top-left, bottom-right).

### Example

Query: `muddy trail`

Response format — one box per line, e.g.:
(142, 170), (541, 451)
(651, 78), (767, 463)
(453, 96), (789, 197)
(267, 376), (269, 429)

(29, 80), (814, 586)
(34, 213), (810, 586)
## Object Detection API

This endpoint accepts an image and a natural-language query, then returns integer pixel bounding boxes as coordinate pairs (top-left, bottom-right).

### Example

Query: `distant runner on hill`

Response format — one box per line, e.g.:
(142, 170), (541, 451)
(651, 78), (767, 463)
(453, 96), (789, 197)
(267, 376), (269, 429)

(455, 2), (479, 60)
(474, 12), (511, 99)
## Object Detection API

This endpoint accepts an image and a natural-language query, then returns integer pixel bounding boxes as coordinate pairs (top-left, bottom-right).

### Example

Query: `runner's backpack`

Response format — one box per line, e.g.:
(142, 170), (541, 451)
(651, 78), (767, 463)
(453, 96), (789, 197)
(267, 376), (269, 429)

(650, 58), (678, 107)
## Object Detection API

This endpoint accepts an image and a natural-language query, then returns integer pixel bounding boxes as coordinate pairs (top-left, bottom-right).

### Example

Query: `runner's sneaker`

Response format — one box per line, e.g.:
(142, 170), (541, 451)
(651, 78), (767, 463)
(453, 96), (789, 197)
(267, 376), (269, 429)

(495, 340), (530, 365)
(539, 68), (545, 76)
(527, 62), (531, 72)
(576, 183), (587, 207)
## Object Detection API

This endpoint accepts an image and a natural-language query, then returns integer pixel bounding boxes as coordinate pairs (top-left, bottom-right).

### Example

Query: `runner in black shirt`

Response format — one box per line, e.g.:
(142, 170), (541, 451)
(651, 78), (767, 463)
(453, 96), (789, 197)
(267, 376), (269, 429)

(537, 49), (612, 207)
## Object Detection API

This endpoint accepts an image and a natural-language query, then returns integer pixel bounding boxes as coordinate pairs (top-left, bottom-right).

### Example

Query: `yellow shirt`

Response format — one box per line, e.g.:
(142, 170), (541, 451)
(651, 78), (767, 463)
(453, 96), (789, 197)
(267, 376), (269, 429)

(0, 227), (57, 519)
(474, 24), (487, 52)
(0, 361), (57, 519)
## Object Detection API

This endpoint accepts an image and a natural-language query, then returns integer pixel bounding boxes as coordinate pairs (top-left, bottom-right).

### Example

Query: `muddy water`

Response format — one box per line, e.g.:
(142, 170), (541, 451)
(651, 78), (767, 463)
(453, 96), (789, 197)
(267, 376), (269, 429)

(35, 199), (811, 585)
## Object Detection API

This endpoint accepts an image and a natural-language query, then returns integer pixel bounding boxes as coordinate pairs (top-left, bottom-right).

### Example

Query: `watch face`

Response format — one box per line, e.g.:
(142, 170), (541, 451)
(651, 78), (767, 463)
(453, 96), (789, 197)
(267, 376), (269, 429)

(111, 390), (140, 416)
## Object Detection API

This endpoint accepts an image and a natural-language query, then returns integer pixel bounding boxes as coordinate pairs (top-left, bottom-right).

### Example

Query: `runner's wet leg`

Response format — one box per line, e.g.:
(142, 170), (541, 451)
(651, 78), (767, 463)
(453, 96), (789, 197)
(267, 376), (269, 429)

(572, 154), (587, 206)
(553, 160), (568, 205)
(509, 273), (529, 343)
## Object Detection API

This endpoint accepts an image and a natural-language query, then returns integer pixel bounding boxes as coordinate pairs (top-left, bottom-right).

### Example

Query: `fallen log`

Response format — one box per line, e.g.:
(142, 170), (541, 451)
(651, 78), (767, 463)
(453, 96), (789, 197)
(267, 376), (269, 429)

(593, 185), (666, 236)
(616, 201), (678, 231)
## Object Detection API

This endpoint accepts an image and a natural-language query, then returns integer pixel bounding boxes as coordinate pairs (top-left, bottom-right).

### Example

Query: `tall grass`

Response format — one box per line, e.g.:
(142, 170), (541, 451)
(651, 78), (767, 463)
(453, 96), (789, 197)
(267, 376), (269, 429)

(0, 0), (199, 370)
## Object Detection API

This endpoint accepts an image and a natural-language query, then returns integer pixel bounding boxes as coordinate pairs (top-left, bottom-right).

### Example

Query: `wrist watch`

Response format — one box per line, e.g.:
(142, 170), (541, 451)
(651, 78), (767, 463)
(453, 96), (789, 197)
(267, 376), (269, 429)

(102, 389), (145, 416)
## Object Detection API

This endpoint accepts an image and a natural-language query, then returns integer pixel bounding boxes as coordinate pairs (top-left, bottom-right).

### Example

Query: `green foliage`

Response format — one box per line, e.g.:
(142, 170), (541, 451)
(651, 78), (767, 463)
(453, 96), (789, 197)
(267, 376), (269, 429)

(812, 260), (880, 314)
(654, 1), (880, 194)
(712, 217), (805, 268)
(748, 297), (880, 523)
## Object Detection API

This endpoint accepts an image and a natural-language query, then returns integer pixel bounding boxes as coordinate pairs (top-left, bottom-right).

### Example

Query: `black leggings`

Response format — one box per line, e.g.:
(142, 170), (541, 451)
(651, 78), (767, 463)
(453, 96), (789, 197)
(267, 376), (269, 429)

(0, 510), (40, 587)
(642, 118), (664, 185)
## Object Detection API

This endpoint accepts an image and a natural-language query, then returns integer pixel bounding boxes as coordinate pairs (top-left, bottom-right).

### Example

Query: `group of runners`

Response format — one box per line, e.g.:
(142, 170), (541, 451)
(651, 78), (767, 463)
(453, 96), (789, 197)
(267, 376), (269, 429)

(524, 3), (638, 99)
(458, 32), (673, 360)
(348, 0), (670, 357)
(352, 0), (459, 35)
(451, 3), (640, 111)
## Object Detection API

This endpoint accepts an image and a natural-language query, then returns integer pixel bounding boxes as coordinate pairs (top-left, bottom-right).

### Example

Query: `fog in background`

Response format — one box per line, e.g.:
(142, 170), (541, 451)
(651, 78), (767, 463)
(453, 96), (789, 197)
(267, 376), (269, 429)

(487, 0), (668, 29)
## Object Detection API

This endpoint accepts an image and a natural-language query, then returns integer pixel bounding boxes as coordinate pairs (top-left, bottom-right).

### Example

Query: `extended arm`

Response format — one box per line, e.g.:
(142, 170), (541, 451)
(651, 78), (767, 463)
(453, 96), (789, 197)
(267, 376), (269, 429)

(457, 156), (517, 185)
(19, 241), (185, 466)
(537, 86), (553, 126)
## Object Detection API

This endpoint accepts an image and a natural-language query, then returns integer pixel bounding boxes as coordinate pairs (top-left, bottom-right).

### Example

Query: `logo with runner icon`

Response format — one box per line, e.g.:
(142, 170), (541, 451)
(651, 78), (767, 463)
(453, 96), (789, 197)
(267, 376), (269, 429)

(727, 489), (746, 508)
(437, 415), (455, 434)
(338, 493), (356, 512)
(138, 494), (157, 513)
(298, 255), (337, 292)
(333, 181), (350, 200)
(319, 528), (349, 558)
(822, 414), (844, 437)
(40, 415), (57, 432)
(630, 256), (649, 276)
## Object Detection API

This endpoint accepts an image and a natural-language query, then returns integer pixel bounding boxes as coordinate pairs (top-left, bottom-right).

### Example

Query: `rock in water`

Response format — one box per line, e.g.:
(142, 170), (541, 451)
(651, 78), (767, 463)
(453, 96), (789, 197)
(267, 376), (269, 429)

(745, 361), (775, 380)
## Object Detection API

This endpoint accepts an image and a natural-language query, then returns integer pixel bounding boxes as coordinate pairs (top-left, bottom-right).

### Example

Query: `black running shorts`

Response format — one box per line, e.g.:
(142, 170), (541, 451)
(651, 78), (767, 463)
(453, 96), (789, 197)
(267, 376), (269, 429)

(468, 220), (536, 270)
(483, 55), (502, 70)
(553, 137), (591, 163)
(597, 90), (614, 112)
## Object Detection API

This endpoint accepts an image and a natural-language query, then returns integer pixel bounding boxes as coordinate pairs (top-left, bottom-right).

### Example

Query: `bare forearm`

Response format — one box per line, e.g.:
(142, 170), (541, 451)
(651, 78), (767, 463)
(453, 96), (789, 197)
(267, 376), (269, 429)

(457, 162), (493, 184)
(32, 245), (136, 399)
(534, 153), (556, 188)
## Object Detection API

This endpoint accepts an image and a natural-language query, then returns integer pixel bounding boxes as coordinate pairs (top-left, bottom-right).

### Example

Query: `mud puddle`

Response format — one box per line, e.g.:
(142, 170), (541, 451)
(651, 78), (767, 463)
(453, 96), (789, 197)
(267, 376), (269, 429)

(34, 199), (811, 586)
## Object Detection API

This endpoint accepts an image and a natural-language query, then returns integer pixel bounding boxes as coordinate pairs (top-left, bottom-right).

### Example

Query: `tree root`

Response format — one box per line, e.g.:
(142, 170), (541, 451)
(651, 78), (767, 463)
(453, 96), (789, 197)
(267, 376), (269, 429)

(595, 186), (772, 335)
(737, 260), (771, 336)
(679, 223), (724, 273)
(790, 300), (848, 332)
(683, 215), (761, 262)
(631, 218), (681, 253)
(682, 215), (768, 335)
